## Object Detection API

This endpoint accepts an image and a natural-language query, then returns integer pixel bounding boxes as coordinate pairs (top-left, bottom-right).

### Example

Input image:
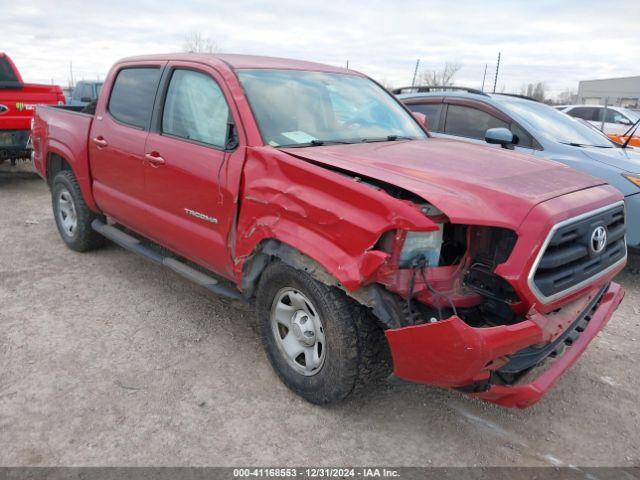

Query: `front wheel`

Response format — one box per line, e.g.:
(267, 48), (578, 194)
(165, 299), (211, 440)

(51, 170), (105, 252)
(256, 262), (388, 404)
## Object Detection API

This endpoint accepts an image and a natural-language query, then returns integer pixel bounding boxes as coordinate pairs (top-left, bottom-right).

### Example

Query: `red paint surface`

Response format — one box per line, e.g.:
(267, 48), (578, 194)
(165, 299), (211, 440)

(31, 54), (626, 407)
(386, 282), (624, 407)
(0, 53), (65, 133)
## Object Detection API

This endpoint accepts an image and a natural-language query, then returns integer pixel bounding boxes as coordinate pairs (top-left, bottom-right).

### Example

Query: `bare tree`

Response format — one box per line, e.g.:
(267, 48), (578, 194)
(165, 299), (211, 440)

(521, 82), (547, 101)
(417, 62), (462, 86)
(183, 32), (217, 53)
(557, 88), (578, 105)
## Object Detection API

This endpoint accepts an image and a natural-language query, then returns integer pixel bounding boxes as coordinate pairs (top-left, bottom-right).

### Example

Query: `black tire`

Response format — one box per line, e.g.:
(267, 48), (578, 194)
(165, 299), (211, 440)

(256, 261), (389, 404)
(51, 170), (105, 252)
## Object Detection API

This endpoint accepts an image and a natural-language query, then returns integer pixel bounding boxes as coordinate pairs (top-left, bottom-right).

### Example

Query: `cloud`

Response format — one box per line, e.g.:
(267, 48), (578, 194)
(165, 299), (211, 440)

(2, 0), (639, 97)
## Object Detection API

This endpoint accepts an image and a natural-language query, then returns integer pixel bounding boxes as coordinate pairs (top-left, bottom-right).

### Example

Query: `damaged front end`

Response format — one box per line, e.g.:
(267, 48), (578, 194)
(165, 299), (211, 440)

(236, 146), (626, 408)
(373, 202), (626, 408)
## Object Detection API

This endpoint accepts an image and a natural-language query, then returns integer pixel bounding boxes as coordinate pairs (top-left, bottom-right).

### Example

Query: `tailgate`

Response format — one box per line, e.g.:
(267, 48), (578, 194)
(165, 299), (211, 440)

(1, 84), (63, 131)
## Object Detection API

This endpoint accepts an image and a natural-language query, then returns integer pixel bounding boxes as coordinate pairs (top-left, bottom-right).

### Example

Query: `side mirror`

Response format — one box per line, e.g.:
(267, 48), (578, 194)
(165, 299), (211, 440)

(485, 127), (515, 149)
(412, 111), (428, 130)
(619, 118), (632, 126)
(81, 97), (92, 103)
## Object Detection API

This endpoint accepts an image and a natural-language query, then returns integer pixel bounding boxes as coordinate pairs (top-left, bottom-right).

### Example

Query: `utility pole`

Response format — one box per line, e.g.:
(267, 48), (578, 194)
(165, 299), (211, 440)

(345, 60), (349, 70)
(411, 59), (420, 87)
(492, 52), (501, 93)
(69, 61), (75, 88)
(601, 97), (608, 132)
(481, 63), (487, 92)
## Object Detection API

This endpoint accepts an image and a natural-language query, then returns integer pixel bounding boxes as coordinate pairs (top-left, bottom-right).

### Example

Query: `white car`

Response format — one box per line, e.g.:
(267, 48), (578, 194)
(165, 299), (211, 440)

(561, 104), (639, 135)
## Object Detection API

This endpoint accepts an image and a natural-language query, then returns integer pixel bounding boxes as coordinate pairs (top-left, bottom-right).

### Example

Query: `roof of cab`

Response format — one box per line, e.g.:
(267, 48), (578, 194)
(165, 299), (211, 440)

(116, 53), (355, 74)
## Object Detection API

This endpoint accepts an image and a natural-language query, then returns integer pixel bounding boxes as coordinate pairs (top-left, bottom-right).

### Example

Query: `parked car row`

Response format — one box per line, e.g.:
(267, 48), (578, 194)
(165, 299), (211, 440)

(395, 87), (640, 248)
(31, 53), (628, 410)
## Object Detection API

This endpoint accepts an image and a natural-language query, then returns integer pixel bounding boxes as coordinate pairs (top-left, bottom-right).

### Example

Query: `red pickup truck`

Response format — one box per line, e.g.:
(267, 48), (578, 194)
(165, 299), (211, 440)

(32, 54), (627, 408)
(0, 53), (65, 165)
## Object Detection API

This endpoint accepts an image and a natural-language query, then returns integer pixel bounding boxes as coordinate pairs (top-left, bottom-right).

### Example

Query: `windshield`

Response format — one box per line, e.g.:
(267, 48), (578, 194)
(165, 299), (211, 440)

(237, 69), (426, 147)
(620, 107), (640, 123)
(497, 97), (615, 148)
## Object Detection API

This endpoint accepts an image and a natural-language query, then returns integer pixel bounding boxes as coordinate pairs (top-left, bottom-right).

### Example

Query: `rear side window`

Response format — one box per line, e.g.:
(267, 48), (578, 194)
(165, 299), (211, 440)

(0, 57), (19, 83)
(161, 69), (230, 148)
(108, 67), (161, 129)
(406, 103), (442, 132)
(444, 105), (509, 139)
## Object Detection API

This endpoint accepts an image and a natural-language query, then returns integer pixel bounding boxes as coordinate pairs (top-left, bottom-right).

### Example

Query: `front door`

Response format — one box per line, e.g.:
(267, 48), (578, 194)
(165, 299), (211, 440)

(142, 63), (243, 278)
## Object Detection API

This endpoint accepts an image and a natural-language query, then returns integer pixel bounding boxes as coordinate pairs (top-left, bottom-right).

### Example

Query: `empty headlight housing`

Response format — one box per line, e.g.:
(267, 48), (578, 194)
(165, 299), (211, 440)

(399, 226), (443, 268)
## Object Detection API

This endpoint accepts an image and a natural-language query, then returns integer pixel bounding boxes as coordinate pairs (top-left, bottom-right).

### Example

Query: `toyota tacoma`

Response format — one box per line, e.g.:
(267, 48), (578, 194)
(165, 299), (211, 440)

(32, 54), (626, 408)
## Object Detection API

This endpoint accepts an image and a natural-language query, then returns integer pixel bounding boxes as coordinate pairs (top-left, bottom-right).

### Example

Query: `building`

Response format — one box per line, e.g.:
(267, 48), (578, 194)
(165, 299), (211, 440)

(577, 76), (640, 108)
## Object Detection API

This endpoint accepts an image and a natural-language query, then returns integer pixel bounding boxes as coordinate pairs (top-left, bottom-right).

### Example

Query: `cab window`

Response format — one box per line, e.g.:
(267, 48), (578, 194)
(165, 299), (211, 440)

(0, 56), (18, 83)
(108, 67), (162, 129)
(161, 69), (230, 148)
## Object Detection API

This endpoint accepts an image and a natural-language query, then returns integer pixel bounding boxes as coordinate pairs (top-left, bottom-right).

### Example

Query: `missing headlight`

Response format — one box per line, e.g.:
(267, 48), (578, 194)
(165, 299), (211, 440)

(399, 227), (444, 268)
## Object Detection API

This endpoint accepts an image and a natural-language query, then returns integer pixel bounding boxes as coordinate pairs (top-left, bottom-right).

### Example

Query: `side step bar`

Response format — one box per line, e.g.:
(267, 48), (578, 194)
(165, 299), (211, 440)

(91, 219), (244, 301)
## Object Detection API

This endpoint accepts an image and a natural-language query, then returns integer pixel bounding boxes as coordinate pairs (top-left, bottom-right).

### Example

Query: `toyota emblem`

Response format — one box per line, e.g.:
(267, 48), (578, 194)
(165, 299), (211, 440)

(590, 226), (607, 254)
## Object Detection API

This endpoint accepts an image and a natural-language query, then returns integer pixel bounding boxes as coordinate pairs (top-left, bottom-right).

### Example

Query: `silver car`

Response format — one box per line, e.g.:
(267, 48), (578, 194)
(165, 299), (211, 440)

(561, 104), (639, 136)
(397, 88), (640, 248)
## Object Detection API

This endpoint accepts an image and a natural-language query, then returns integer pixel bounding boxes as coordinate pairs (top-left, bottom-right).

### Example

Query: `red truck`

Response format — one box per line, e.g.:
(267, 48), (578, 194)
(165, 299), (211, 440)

(32, 54), (627, 408)
(0, 53), (65, 165)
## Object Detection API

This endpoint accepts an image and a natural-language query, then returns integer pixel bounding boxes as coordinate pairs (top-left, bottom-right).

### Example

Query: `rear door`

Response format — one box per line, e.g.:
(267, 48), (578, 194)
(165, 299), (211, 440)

(89, 63), (165, 230)
(141, 62), (244, 277)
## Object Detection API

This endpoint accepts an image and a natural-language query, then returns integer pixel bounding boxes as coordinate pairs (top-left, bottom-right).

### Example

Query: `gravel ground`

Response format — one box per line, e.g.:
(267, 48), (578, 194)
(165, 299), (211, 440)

(1, 166), (639, 467)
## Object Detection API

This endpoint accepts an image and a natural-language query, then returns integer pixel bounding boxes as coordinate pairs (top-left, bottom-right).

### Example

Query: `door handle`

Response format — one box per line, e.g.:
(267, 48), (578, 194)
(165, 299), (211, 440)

(144, 152), (165, 167)
(92, 137), (108, 148)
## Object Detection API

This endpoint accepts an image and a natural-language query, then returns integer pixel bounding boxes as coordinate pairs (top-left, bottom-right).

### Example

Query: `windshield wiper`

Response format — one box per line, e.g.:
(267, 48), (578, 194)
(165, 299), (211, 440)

(361, 135), (414, 143)
(559, 141), (587, 147)
(559, 141), (612, 149)
(309, 139), (356, 146)
(622, 119), (640, 149)
(386, 135), (414, 141)
(278, 139), (357, 148)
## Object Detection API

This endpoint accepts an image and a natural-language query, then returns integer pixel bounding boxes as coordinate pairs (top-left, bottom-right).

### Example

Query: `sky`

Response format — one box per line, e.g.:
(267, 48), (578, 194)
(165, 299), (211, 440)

(3, 0), (640, 99)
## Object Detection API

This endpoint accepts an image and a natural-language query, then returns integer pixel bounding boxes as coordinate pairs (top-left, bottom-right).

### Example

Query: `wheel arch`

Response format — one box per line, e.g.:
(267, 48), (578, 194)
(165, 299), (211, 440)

(239, 238), (405, 330)
(45, 146), (100, 212)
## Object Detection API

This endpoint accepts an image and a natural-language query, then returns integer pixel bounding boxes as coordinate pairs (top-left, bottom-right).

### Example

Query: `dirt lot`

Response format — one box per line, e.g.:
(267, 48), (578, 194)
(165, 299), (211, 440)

(1, 167), (639, 467)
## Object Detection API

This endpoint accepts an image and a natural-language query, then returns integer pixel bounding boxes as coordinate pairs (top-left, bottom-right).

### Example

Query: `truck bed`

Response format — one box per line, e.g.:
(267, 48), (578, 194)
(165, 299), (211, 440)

(31, 105), (94, 181)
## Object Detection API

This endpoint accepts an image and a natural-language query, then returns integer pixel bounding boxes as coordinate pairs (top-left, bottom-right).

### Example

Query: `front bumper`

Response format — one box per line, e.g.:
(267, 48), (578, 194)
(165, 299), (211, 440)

(385, 282), (624, 408)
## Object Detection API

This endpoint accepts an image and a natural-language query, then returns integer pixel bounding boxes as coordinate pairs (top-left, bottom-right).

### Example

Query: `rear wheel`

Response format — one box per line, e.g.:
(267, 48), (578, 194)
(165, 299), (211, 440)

(256, 261), (388, 404)
(52, 170), (105, 252)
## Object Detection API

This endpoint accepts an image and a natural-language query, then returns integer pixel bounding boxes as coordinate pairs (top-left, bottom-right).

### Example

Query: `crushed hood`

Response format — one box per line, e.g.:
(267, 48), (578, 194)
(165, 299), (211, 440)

(281, 138), (604, 229)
